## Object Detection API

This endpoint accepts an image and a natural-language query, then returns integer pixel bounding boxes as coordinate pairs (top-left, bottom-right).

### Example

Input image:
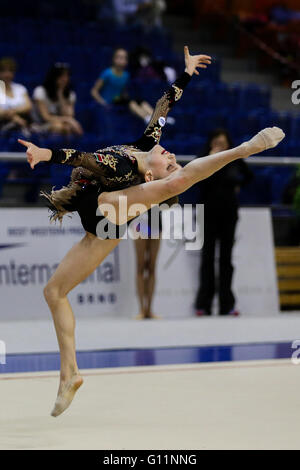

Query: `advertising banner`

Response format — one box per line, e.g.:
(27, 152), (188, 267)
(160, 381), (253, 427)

(0, 207), (279, 320)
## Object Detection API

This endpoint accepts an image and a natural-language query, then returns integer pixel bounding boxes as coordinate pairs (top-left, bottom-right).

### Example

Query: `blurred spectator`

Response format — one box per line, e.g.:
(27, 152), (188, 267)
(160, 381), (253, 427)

(134, 207), (162, 320)
(99, 0), (166, 30)
(0, 57), (32, 136)
(195, 129), (253, 317)
(130, 46), (177, 84)
(91, 47), (154, 123)
(130, 46), (165, 80)
(136, 0), (167, 30)
(32, 63), (83, 136)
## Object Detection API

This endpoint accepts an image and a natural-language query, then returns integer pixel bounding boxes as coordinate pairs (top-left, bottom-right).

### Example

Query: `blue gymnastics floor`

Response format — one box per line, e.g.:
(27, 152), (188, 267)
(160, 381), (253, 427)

(0, 342), (293, 374)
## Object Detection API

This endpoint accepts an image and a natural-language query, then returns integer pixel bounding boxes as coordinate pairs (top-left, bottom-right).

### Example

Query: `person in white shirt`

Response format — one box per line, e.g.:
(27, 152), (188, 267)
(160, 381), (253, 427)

(33, 63), (83, 136)
(0, 57), (32, 135)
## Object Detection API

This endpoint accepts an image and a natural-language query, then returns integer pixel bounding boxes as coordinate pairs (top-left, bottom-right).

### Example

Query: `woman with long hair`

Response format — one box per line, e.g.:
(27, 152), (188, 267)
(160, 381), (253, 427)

(19, 47), (284, 417)
(33, 63), (83, 136)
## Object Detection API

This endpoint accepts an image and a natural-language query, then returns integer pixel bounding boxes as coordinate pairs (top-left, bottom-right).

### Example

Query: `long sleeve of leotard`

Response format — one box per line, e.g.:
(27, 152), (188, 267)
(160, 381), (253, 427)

(49, 148), (126, 178)
(129, 71), (192, 151)
(49, 147), (141, 189)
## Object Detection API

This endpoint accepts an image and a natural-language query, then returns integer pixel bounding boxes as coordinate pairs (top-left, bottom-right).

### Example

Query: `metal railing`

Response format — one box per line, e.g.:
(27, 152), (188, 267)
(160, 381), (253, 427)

(0, 152), (300, 166)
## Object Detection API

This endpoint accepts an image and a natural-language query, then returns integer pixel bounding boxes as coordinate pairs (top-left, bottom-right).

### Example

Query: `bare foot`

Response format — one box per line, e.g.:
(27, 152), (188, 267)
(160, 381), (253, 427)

(243, 127), (285, 156)
(135, 311), (146, 320)
(51, 374), (83, 417)
(145, 312), (161, 319)
(135, 311), (160, 319)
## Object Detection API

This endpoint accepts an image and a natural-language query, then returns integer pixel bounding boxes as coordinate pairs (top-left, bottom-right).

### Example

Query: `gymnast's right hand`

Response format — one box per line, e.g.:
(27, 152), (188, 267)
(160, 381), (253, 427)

(18, 139), (52, 169)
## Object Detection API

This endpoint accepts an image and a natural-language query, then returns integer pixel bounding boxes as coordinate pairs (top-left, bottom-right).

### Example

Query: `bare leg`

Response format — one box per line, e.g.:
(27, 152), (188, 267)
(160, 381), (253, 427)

(144, 238), (160, 318)
(44, 233), (120, 416)
(134, 238), (147, 318)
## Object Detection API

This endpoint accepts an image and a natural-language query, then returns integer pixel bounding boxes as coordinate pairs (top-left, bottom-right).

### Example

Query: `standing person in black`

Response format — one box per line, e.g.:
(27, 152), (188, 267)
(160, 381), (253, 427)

(195, 129), (253, 317)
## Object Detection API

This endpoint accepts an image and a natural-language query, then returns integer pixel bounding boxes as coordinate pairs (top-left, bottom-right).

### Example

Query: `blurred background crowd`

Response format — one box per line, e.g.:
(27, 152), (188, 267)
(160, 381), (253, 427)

(0, 0), (299, 204)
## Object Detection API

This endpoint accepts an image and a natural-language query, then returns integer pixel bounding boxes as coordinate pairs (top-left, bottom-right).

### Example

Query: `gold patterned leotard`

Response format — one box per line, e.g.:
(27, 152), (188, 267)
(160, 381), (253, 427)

(46, 72), (192, 235)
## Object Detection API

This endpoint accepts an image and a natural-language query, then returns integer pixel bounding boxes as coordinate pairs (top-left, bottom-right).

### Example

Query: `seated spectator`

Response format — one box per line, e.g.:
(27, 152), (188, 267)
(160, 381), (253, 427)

(32, 63), (83, 136)
(0, 57), (32, 136)
(99, 0), (166, 30)
(130, 46), (176, 84)
(136, 0), (166, 30)
(91, 47), (154, 123)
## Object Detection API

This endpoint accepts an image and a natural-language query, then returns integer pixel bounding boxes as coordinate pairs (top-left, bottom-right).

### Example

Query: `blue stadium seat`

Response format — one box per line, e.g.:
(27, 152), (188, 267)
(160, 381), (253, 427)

(291, 115), (300, 140)
(286, 140), (300, 157)
(227, 110), (262, 138)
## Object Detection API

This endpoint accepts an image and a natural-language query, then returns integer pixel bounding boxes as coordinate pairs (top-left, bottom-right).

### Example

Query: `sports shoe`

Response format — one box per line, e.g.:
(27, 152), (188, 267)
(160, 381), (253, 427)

(228, 309), (240, 317)
(196, 309), (209, 316)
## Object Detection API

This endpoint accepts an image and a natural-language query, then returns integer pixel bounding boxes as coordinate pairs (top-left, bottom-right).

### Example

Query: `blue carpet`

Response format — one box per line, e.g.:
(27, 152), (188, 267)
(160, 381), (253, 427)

(0, 342), (293, 374)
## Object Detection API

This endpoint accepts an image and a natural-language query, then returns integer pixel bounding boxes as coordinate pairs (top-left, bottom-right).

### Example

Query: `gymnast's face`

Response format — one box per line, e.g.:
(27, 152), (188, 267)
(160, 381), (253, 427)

(144, 145), (181, 181)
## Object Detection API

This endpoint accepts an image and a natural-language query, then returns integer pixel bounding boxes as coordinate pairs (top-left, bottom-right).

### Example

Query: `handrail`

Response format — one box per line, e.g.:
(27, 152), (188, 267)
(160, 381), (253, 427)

(0, 152), (299, 166)
(178, 156), (300, 165)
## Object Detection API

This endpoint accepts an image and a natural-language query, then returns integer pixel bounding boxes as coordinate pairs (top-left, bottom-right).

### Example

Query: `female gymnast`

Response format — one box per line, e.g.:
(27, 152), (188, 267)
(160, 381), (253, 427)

(18, 46), (285, 417)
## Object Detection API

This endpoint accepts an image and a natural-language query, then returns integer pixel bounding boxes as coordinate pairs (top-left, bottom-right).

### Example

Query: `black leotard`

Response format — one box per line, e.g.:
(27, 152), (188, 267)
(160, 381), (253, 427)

(47, 72), (191, 237)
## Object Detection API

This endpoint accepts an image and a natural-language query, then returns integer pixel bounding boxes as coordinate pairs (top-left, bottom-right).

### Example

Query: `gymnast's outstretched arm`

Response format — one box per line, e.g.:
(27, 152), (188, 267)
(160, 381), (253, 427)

(17, 141), (123, 180)
(129, 47), (212, 151)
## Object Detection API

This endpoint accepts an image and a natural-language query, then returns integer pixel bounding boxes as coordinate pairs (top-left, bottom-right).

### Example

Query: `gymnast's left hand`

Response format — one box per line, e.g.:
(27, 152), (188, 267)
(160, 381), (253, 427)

(184, 46), (212, 76)
(18, 139), (52, 169)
